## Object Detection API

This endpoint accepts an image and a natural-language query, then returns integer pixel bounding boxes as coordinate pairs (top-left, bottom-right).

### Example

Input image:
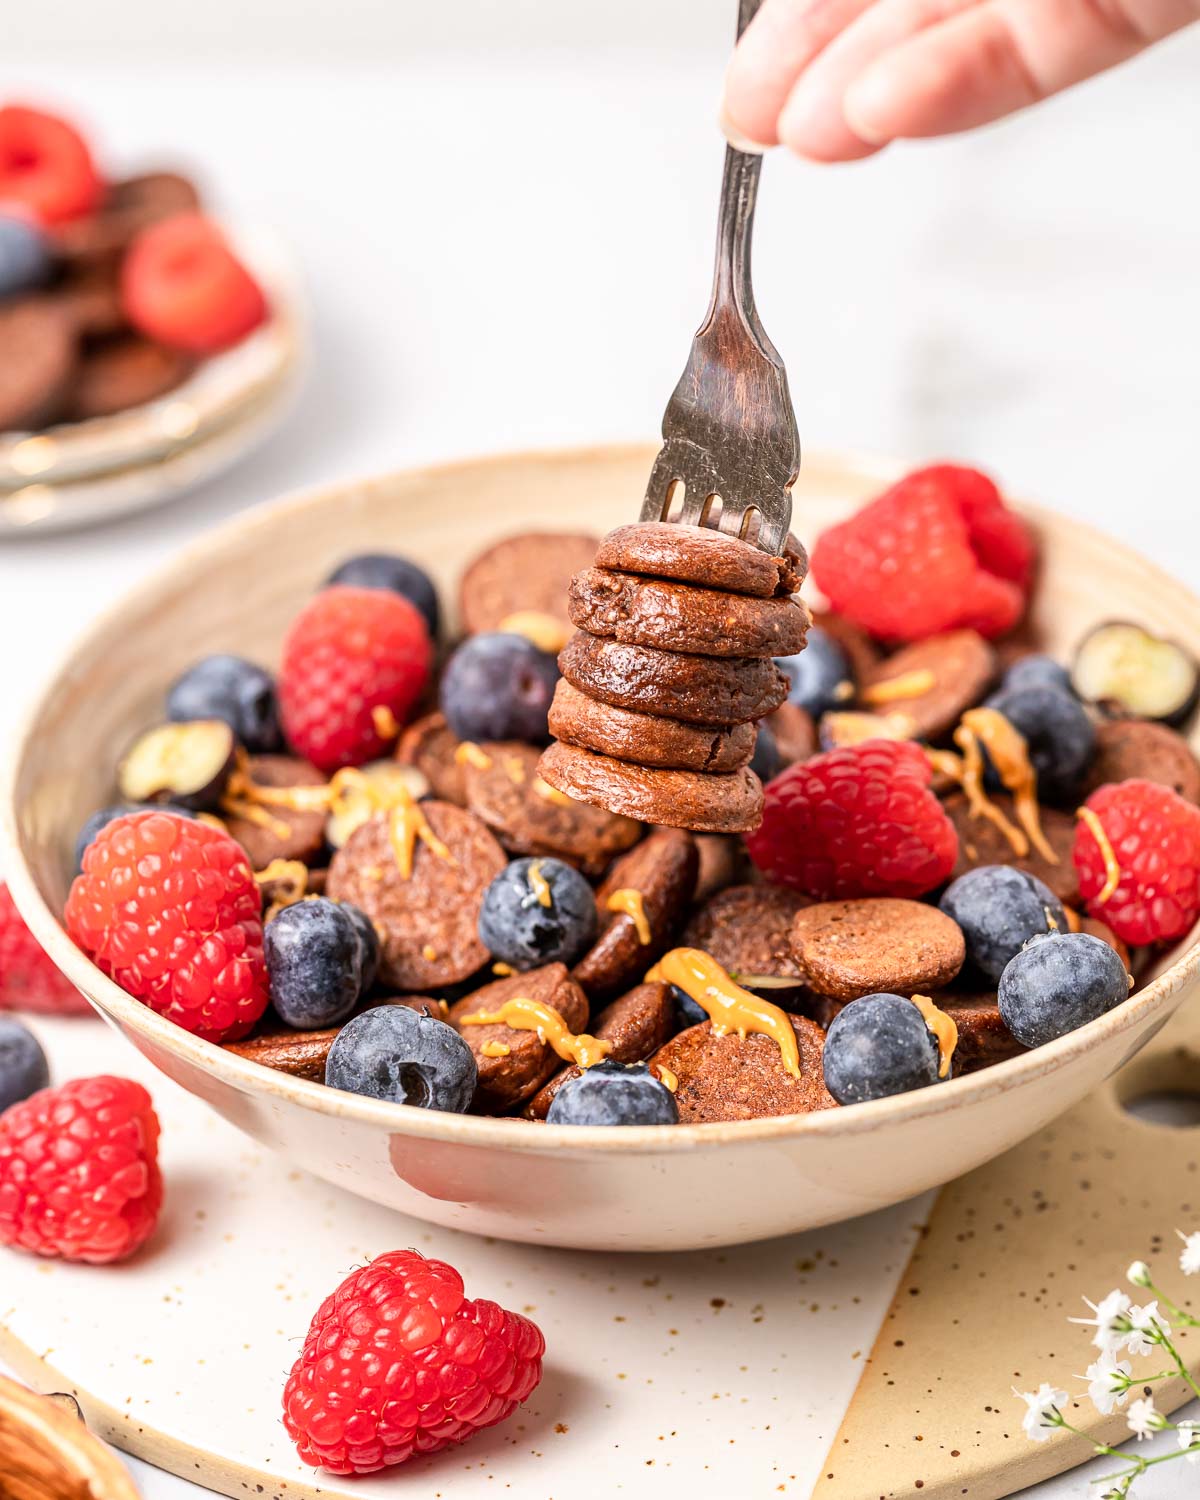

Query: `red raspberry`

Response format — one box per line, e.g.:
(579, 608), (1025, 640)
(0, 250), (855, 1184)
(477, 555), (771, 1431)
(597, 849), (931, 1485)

(121, 213), (267, 354)
(0, 1075), (162, 1264)
(279, 587), (433, 772)
(0, 881), (91, 1015)
(64, 812), (268, 1042)
(810, 465), (1035, 642)
(0, 104), (102, 224)
(1074, 779), (1200, 946)
(283, 1250), (544, 1474)
(746, 739), (958, 900)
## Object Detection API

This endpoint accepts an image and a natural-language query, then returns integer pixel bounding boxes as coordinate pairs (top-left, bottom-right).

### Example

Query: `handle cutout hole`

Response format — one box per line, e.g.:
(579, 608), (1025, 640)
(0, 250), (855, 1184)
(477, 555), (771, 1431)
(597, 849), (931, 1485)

(1123, 1089), (1200, 1128)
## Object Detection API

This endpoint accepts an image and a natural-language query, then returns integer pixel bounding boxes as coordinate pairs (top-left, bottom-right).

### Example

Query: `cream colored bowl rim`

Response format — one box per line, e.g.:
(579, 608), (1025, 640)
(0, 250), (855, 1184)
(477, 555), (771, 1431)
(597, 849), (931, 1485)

(3, 443), (1198, 1155)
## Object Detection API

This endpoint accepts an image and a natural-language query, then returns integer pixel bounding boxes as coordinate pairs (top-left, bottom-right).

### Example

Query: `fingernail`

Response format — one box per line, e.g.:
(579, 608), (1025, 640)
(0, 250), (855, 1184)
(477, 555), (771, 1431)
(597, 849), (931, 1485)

(718, 104), (770, 155)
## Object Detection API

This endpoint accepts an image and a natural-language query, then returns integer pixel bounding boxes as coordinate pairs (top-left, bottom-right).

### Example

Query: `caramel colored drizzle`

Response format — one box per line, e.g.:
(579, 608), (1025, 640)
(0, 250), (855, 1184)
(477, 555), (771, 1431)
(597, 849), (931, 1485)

(528, 860), (553, 908)
(371, 704), (401, 741)
(253, 858), (309, 921)
(860, 668), (937, 706)
(644, 948), (802, 1080)
(653, 1063), (679, 1093)
(1063, 905), (1082, 933)
(606, 888), (651, 945)
(388, 792), (455, 881)
(455, 742), (494, 770)
(421, 943), (438, 962)
(492, 961), (516, 977)
(497, 610), (571, 655)
(502, 754), (527, 785)
(931, 708), (1056, 864)
(480, 1040), (511, 1058)
(533, 775), (572, 806)
(1077, 806), (1122, 903)
(459, 997), (613, 1069)
(910, 994), (957, 1080)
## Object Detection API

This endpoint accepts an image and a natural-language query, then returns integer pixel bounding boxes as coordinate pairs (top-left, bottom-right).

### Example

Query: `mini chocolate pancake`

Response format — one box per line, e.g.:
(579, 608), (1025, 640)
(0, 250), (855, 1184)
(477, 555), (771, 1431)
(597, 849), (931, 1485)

(57, 264), (127, 337)
(647, 1015), (836, 1122)
(573, 828), (699, 996)
(538, 742), (763, 834)
(810, 610), (882, 682)
(548, 679), (756, 773)
(944, 793), (1080, 906)
(559, 632), (788, 726)
(67, 337), (193, 421)
(859, 630), (996, 740)
(395, 712), (467, 806)
(682, 883), (810, 985)
(765, 702), (817, 768)
(459, 531), (600, 636)
(448, 963), (589, 1112)
(53, 172), (202, 264)
(790, 898), (966, 1001)
(523, 981), (677, 1119)
(0, 298), (77, 431)
(594, 521), (805, 598)
(221, 755), (328, 868)
(934, 993), (1026, 1075)
(568, 567), (810, 658)
(462, 740), (642, 874)
(327, 801), (506, 990)
(692, 833), (751, 904)
(1081, 719), (1200, 805)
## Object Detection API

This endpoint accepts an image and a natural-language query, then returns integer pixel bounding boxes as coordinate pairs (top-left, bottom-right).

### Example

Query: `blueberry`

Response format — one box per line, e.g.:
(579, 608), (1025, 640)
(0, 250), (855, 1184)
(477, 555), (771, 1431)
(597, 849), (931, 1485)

(985, 683), (1096, 802)
(74, 802), (194, 872)
(749, 721), (780, 783)
(326, 554), (439, 640)
(998, 931), (1129, 1049)
(440, 632), (559, 745)
(0, 215), (51, 299)
(166, 655), (281, 753)
(477, 857), (597, 969)
(0, 1018), (49, 1113)
(1003, 654), (1074, 697)
(775, 628), (854, 720)
(671, 985), (707, 1028)
(822, 993), (942, 1105)
(547, 1060), (679, 1126)
(325, 1005), (477, 1112)
(341, 902), (380, 992)
(266, 899), (365, 1029)
(940, 866), (1067, 983)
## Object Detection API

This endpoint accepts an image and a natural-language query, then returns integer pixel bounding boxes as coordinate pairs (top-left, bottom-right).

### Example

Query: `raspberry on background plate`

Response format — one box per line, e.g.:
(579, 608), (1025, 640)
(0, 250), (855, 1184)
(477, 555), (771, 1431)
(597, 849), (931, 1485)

(0, 1075), (162, 1264)
(65, 811), (268, 1042)
(0, 880), (91, 1014)
(0, 104), (102, 225)
(746, 739), (959, 901)
(283, 1249), (545, 1474)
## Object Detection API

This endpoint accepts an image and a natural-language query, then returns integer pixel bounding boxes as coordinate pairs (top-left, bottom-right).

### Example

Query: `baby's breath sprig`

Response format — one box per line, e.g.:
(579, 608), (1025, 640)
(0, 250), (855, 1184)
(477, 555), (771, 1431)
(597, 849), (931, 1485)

(1013, 1229), (1200, 1495)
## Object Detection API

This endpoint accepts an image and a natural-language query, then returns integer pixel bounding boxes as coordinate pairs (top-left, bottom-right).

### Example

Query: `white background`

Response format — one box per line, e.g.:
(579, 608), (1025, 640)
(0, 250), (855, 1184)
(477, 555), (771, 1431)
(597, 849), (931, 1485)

(3, 1), (1200, 1494)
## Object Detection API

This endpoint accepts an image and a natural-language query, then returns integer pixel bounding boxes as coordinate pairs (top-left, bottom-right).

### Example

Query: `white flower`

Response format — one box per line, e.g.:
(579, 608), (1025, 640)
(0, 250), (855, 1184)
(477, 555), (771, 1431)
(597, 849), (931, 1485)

(1178, 1421), (1200, 1463)
(1179, 1229), (1200, 1276)
(1014, 1383), (1068, 1442)
(1125, 1301), (1170, 1357)
(1080, 1351), (1133, 1415)
(1126, 1396), (1163, 1441)
(1126, 1260), (1152, 1288)
(1070, 1290), (1132, 1352)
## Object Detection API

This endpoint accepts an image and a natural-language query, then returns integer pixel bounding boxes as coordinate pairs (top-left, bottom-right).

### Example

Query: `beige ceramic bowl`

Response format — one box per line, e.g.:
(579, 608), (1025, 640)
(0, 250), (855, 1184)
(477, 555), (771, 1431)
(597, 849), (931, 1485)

(3, 444), (1199, 1252)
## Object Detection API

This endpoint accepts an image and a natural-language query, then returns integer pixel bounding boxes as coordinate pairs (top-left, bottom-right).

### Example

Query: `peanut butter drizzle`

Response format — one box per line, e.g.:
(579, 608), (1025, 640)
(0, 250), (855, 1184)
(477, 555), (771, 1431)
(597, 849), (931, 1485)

(653, 1063), (679, 1093)
(502, 753), (527, 785)
(388, 789), (455, 881)
(480, 1040), (511, 1058)
(909, 994), (957, 1080)
(644, 948), (802, 1080)
(421, 943), (438, 962)
(930, 708), (1057, 864)
(533, 775), (572, 806)
(371, 704), (401, 741)
(1063, 905), (1082, 933)
(1076, 806), (1122, 903)
(860, 668), (937, 706)
(497, 610), (571, 655)
(459, 997), (613, 1069)
(606, 888), (651, 945)
(492, 961), (516, 977)
(528, 860), (553, 908)
(455, 741), (494, 770)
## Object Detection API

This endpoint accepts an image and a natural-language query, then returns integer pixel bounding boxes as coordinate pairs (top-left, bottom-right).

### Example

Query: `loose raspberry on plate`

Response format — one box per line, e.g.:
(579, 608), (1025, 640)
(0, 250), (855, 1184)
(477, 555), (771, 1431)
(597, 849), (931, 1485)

(279, 586), (433, 772)
(283, 1249), (544, 1474)
(0, 1075), (161, 1263)
(1074, 779), (1200, 946)
(746, 739), (959, 900)
(0, 881), (91, 1014)
(0, 104), (102, 224)
(810, 465), (1035, 642)
(64, 811), (268, 1042)
(121, 212), (267, 354)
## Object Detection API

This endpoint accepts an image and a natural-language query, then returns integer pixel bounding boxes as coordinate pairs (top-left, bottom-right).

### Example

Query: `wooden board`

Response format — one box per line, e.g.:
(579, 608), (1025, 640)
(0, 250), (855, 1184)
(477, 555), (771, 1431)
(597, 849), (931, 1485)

(814, 994), (1200, 1499)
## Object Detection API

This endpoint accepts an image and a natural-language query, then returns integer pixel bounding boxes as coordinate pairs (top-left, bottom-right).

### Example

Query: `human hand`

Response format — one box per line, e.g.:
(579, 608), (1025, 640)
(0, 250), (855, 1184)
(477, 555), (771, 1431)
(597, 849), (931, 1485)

(720, 0), (1198, 162)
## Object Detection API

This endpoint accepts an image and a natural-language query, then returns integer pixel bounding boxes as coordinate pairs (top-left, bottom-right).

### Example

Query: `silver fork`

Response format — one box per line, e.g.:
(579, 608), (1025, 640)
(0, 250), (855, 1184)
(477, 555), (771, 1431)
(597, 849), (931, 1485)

(639, 0), (800, 558)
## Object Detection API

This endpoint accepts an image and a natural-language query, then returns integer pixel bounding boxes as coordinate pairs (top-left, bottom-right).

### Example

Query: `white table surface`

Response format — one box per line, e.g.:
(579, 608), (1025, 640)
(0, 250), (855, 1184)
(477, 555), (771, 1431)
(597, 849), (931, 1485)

(3, 13), (1200, 1496)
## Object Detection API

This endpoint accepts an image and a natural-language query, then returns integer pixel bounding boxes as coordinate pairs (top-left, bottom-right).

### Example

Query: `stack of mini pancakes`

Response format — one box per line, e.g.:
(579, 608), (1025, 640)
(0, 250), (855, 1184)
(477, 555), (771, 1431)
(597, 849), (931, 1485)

(538, 521), (810, 832)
